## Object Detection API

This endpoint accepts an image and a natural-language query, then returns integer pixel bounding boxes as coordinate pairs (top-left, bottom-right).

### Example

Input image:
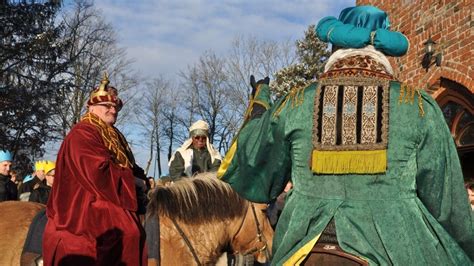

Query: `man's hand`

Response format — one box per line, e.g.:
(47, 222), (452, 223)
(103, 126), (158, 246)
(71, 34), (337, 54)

(250, 75), (270, 97)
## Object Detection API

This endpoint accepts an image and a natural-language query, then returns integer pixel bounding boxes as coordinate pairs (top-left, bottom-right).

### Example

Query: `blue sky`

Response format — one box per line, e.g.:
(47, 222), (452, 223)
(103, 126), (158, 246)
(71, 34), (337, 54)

(52, 0), (354, 177)
(91, 0), (355, 79)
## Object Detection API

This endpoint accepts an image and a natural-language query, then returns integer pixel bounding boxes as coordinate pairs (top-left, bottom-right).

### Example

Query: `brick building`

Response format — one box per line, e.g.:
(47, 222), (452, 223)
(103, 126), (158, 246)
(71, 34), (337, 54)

(356, 0), (474, 179)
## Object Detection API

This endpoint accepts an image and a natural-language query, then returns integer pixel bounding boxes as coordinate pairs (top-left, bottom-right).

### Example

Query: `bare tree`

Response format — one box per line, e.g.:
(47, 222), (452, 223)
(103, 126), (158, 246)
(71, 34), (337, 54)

(180, 51), (231, 153)
(161, 84), (186, 162)
(136, 76), (171, 177)
(225, 35), (297, 115)
(51, 0), (138, 138)
(220, 35), (298, 151)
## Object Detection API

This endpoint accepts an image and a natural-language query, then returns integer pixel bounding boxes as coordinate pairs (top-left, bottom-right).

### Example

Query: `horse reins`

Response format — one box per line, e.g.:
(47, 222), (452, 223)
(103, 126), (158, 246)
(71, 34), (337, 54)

(170, 217), (202, 266)
(241, 203), (269, 258)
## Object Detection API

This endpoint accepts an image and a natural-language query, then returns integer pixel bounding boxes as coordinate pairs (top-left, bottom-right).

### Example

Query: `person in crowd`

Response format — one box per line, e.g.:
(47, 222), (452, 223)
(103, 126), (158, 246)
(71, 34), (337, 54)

(9, 170), (21, 194)
(168, 120), (222, 179)
(9, 170), (18, 185)
(0, 150), (16, 201)
(43, 73), (147, 265)
(18, 160), (47, 201)
(218, 5), (473, 265)
(19, 174), (33, 201)
(148, 177), (156, 190)
(29, 161), (55, 204)
(465, 180), (474, 211)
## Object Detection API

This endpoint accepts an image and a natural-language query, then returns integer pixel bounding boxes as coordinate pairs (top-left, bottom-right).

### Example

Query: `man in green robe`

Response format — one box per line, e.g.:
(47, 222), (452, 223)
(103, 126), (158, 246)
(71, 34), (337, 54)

(218, 5), (473, 265)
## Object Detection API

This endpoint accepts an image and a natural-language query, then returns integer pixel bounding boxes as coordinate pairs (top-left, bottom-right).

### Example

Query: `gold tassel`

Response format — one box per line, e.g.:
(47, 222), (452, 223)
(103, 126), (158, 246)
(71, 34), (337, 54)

(274, 96), (290, 117)
(274, 85), (307, 117)
(405, 85), (411, 103)
(416, 89), (425, 117)
(398, 84), (405, 104)
(312, 149), (387, 174)
(409, 86), (416, 104)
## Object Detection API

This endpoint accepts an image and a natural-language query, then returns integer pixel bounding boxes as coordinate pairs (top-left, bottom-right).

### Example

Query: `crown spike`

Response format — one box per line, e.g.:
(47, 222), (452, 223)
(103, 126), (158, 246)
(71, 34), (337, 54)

(98, 72), (110, 92)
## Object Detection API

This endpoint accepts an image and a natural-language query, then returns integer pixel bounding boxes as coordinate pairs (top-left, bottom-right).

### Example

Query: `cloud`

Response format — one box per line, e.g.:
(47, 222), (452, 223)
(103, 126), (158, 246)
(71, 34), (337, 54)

(93, 0), (354, 80)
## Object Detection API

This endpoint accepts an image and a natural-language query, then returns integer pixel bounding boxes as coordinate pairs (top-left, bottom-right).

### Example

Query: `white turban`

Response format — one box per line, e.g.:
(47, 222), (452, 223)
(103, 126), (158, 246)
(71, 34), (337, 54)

(189, 120), (209, 137)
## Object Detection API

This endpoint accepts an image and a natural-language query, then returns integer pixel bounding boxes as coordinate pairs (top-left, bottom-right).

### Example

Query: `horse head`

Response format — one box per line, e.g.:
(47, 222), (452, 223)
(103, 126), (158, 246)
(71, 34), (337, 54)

(230, 202), (274, 263)
(148, 173), (274, 264)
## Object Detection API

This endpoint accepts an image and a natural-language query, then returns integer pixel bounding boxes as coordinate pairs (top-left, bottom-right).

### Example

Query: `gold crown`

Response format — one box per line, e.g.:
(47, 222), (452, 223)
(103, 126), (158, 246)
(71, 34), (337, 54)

(90, 72), (116, 99)
(35, 160), (46, 171)
(43, 161), (56, 175)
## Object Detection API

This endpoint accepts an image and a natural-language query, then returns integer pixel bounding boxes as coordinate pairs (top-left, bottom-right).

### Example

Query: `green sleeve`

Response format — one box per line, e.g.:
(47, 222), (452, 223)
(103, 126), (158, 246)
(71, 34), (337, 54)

(220, 84), (292, 203)
(416, 91), (474, 259)
(169, 152), (185, 180)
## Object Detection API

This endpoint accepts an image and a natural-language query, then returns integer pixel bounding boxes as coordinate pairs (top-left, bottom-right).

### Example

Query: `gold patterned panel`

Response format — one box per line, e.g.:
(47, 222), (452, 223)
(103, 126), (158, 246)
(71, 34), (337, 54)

(312, 76), (390, 174)
(342, 86), (358, 145)
(321, 85), (339, 145)
(361, 86), (378, 144)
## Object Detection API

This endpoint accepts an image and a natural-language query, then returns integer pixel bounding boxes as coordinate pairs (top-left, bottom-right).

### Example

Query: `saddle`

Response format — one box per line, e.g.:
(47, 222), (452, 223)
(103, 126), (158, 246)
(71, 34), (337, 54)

(302, 243), (369, 266)
(302, 219), (368, 266)
(21, 208), (47, 266)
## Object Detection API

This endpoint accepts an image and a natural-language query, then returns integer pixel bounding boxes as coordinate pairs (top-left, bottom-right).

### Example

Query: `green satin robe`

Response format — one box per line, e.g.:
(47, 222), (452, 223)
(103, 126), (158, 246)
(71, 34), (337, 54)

(220, 82), (473, 265)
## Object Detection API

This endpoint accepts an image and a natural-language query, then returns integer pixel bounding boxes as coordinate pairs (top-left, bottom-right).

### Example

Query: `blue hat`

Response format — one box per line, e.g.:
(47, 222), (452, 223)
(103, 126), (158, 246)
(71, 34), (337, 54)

(316, 5), (409, 56)
(0, 150), (13, 162)
(339, 6), (390, 31)
(23, 174), (34, 183)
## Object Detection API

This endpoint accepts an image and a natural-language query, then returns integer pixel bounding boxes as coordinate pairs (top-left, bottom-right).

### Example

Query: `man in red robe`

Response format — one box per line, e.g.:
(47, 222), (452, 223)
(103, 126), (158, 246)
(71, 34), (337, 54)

(43, 73), (147, 265)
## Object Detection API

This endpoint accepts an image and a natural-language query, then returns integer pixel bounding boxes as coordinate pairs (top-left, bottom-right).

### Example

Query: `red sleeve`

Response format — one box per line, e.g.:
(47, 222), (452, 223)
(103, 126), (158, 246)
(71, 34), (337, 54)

(62, 123), (137, 211)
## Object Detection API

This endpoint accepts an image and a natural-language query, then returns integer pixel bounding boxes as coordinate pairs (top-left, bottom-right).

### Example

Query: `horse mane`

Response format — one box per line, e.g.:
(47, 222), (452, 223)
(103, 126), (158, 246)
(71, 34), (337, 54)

(147, 173), (248, 224)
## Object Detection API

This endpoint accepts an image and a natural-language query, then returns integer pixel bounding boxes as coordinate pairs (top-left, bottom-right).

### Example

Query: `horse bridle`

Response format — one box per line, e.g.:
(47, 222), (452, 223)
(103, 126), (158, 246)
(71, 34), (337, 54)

(170, 217), (202, 266)
(171, 202), (269, 266)
(236, 203), (269, 259)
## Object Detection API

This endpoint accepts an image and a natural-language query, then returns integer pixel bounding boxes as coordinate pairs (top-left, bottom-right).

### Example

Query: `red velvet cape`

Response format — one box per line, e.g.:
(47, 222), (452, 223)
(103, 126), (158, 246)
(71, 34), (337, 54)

(42, 122), (147, 265)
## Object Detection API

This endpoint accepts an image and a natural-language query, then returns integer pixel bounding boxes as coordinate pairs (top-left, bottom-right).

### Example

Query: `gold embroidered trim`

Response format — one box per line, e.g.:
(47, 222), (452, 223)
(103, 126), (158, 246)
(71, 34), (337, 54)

(81, 112), (133, 168)
(273, 83), (309, 118)
(398, 83), (425, 117)
(399, 83), (417, 104)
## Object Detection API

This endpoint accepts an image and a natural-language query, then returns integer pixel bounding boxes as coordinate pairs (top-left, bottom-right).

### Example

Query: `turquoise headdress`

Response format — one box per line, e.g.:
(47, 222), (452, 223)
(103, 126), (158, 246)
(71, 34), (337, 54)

(316, 5), (409, 57)
(0, 150), (13, 162)
(23, 174), (34, 183)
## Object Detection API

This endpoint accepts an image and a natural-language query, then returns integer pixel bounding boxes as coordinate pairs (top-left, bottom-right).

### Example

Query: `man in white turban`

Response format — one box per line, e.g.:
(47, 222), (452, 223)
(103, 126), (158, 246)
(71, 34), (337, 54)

(168, 120), (222, 179)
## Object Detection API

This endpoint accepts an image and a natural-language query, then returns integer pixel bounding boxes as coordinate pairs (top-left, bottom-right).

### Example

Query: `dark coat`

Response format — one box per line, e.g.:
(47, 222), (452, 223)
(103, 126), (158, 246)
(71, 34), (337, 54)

(0, 174), (17, 201)
(19, 176), (42, 194)
(169, 148), (221, 180)
(29, 182), (51, 204)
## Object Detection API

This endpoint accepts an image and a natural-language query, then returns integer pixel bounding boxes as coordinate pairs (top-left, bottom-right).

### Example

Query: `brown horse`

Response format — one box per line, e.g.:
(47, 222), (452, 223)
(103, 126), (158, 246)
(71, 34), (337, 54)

(147, 173), (274, 265)
(0, 201), (45, 266)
